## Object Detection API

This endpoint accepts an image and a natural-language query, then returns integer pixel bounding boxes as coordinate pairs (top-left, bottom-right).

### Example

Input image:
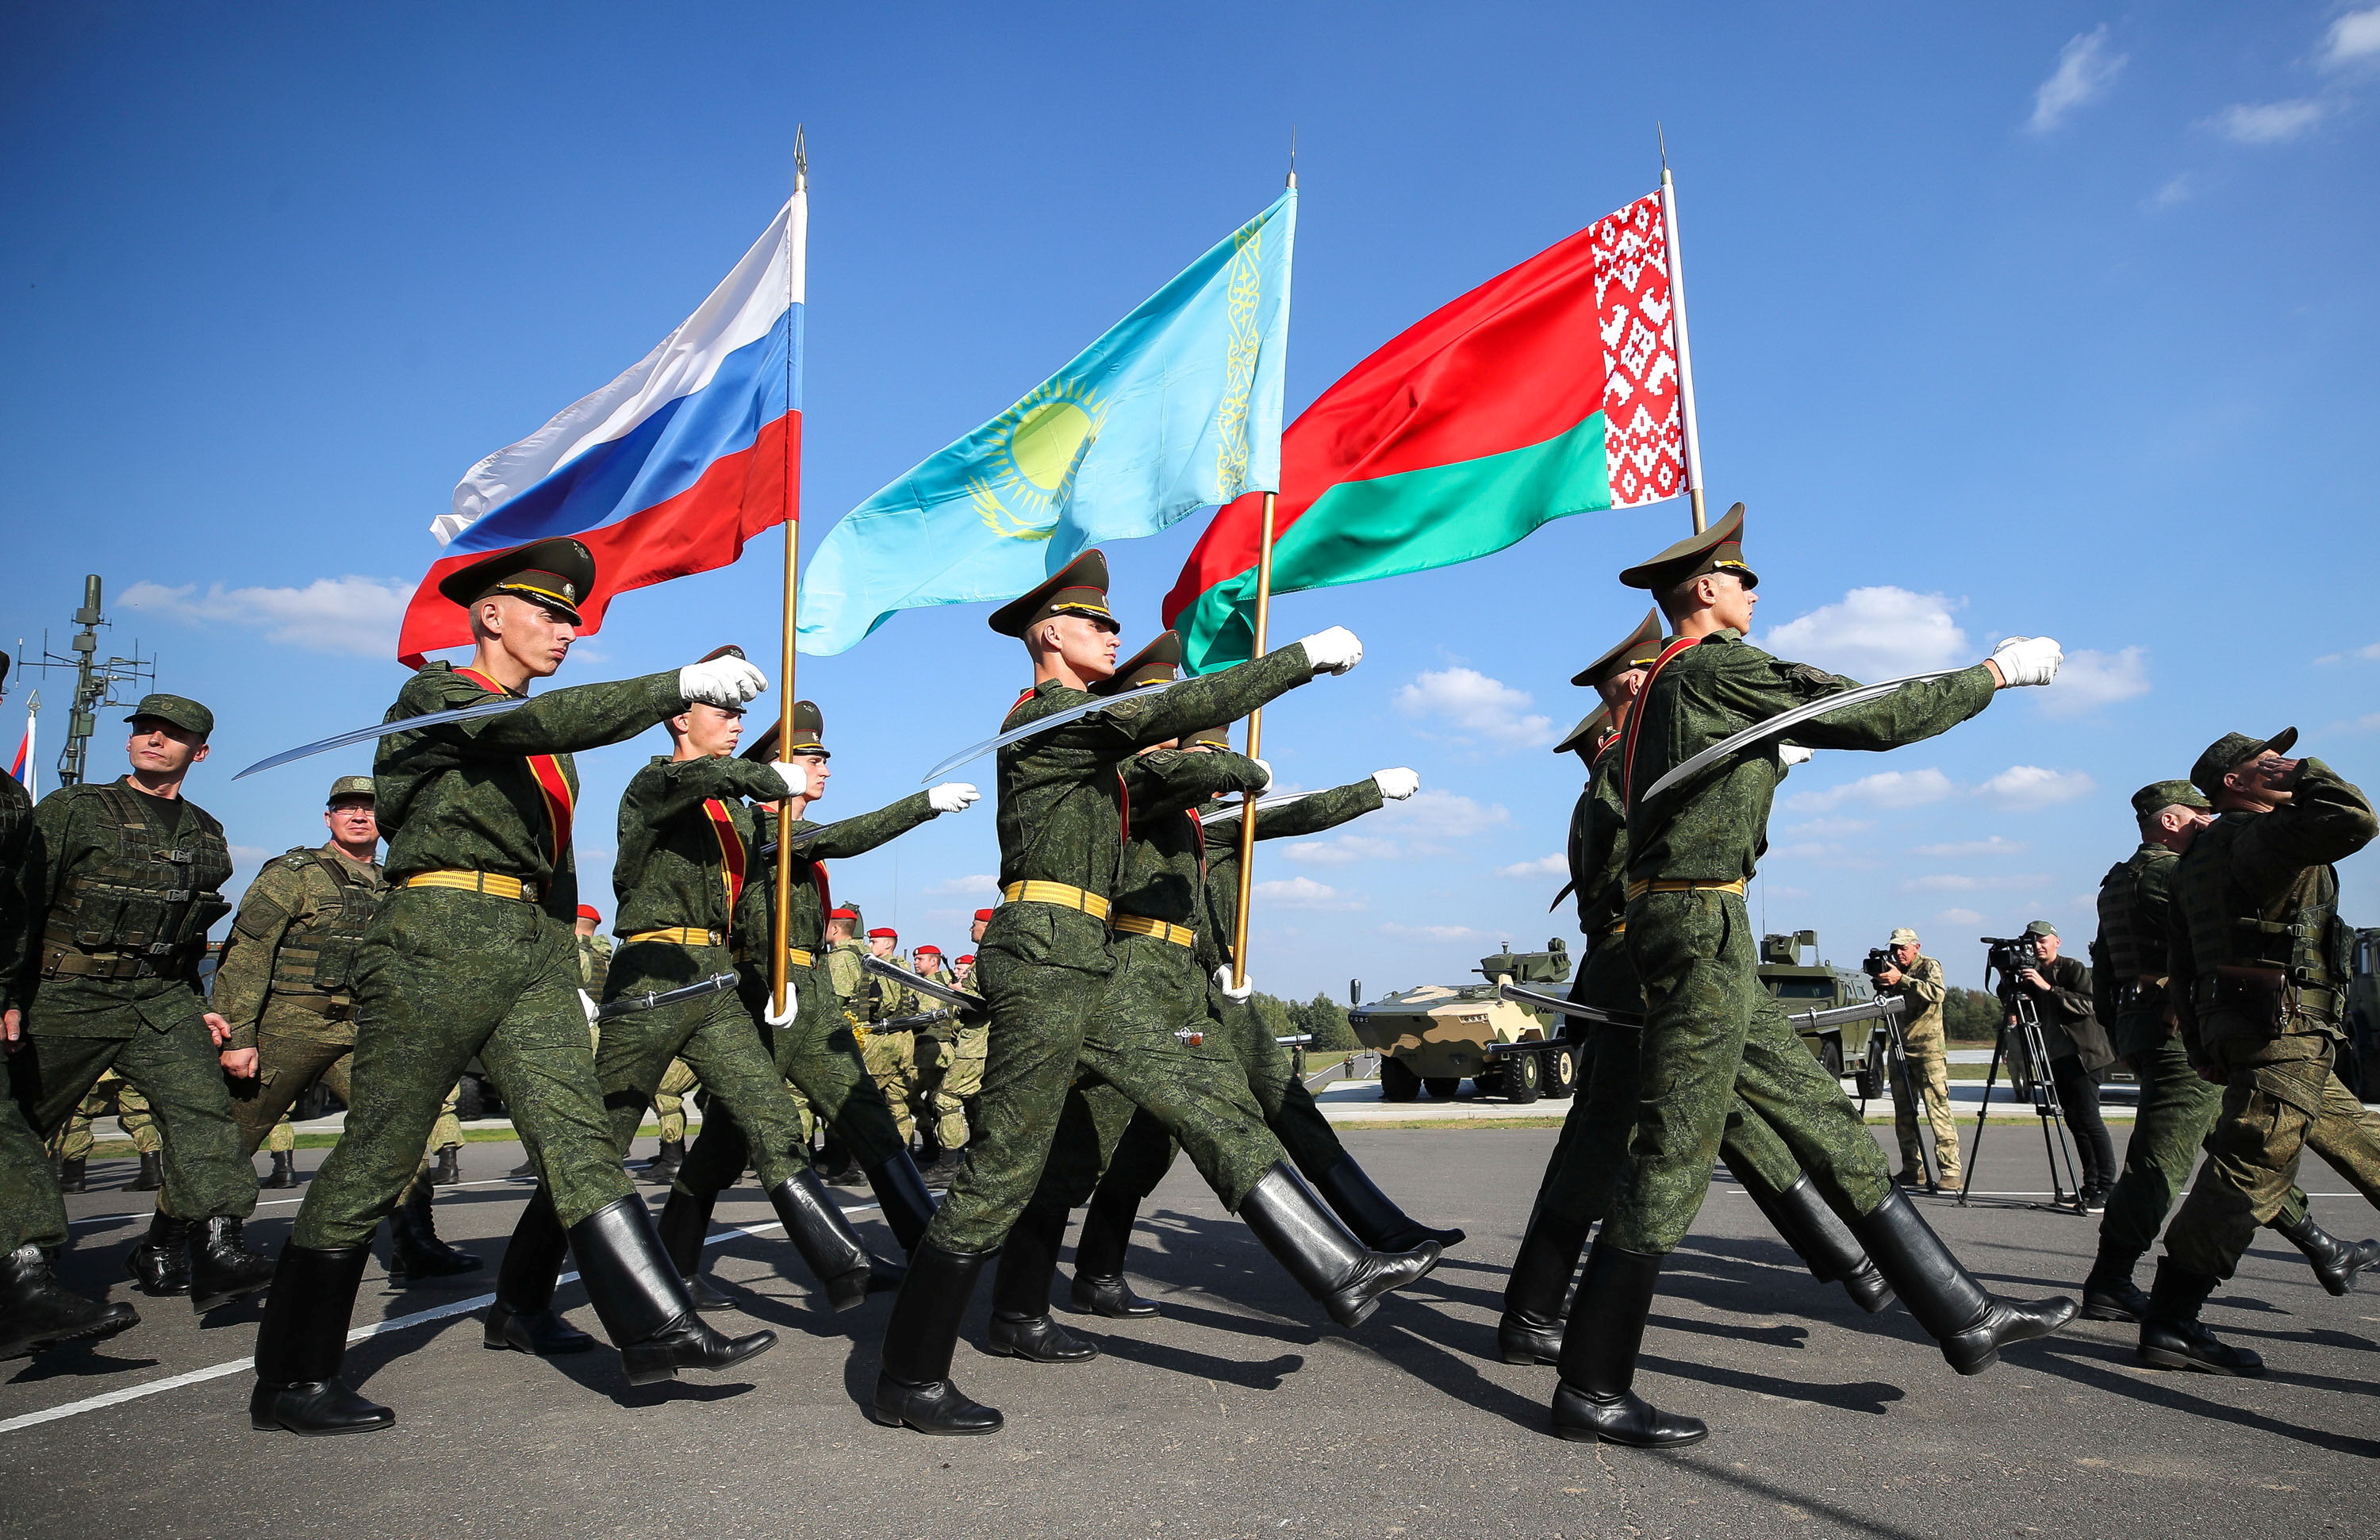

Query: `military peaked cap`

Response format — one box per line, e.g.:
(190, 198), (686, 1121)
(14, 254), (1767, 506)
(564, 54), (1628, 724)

(438, 536), (597, 624)
(741, 701), (829, 762)
(988, 549), (1117, 636)
(126, 693), (214, 739)
(1552, 705), (1610, 758)
(2190, 728), (2297, 800)
(1092, 630), (1181, 695)
(1618, 502), (1757, 592)
(2130, 778), (2212, 817)
(1571, 607), (1667, 689)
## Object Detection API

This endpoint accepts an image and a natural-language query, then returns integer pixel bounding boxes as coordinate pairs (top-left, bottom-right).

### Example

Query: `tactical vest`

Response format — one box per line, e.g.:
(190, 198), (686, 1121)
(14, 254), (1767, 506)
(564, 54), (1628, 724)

(2176, 816), (2351, 1031)
(42, 782), (232, 973)
(269, 847), (383, 994)
(2094, 845), (2173, 1011)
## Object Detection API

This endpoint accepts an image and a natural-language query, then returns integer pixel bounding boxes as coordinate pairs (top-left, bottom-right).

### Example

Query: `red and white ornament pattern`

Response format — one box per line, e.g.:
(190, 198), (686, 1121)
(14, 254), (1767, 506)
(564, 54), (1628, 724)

(1589, 194), (1683, 509)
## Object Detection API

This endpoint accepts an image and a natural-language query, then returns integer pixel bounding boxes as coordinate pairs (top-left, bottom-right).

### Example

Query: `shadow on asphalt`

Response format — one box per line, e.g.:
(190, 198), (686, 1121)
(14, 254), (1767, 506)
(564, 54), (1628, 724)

(2029, 1334), (2380, 1457)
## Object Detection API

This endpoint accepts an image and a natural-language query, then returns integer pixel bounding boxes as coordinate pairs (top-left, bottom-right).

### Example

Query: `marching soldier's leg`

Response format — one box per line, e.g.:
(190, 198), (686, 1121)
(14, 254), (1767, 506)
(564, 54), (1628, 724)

(48, 1083), (101, 1192)
(1503, 1020), (1625, 1364)
(331, 1047), (479, 1286)
(985, 1081), (1138, 1362)
(863, 1028), (919, 1148)
(119, 1078), (164, 1192)
(111, 1018), (274, 1314)
(936, 1021), (988, 1155)
(1721, 1103), (1892, 1314)
(0, 1094), (137, 1360)
(428, 1085), (465, 1186)
(774, 983), (935, 1250)
(259, 1115), (298, 1188)
(2087, 1027), (2221, 1319)
(641, 1057), (695, 1183)
(15, 1039), (188, 1294)
(1914, 1029), (1961, 1189)
(1073, 1107), (1174, 1319)
(2274, 1073), (2380, 1292)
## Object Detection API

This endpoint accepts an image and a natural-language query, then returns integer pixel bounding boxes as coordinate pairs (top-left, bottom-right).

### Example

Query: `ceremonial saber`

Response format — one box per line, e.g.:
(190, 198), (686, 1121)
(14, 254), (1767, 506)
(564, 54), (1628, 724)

(770, 130), (808, 1022)
(596, 973), (739, 1020)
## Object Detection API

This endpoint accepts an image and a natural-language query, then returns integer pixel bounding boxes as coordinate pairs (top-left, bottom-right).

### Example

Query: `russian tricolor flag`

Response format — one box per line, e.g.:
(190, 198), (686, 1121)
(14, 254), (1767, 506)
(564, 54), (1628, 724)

(397, 189), (805, 666)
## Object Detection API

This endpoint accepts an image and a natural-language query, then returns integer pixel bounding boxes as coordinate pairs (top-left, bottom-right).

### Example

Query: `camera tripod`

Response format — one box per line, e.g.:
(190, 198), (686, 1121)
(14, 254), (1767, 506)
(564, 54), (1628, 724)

(1960, 982), (2087, 1214)
(1875, 993), (1945, 1191)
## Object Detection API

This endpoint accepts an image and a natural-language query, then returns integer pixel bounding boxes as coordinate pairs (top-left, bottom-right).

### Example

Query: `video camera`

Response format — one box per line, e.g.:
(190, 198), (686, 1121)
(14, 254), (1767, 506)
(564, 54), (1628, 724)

(1861, 947), (1895, 981)
(1980, 934), (2044, 994)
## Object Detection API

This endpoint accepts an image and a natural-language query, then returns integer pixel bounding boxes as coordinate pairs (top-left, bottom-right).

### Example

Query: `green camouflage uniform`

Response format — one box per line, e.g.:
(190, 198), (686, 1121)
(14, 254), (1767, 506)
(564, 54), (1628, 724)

(1610, 635), (1998, 1254)
(576, 931), (612, 1047)
(589, 755), (814, 1189)
(675, 795), (942, 1201)
(9, 778), (252, 1223)
(839, 941), (921, 1144)
(925, 645), (1316, 1255)
(1878, 954), (1960, 1182)
(49, 1070), (159, 1161)
(908, 961), (972, 1152)
(0, 766), (70, 1254)
(2160, 761), (2380, 1280)
(2095, 839), (2306, 1265)
(289, 662), (689, 1246)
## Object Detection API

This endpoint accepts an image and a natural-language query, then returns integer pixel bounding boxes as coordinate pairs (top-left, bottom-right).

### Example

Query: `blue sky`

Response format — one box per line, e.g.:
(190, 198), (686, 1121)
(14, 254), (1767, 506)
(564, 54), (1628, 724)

(4, 3), (2375, 998)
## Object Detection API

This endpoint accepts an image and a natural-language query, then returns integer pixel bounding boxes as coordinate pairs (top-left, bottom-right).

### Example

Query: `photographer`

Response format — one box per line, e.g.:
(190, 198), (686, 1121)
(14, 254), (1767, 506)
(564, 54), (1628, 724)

(2002, 920), (2117, 1211)
(1872, 928), (1960, 1193)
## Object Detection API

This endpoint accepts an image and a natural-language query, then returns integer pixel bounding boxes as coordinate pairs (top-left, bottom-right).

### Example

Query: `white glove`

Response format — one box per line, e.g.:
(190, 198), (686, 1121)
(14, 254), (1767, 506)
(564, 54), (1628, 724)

(1247, 758), (1274, 797)
(927, 782), (981, 813)
(762, 982), (798, 1027)
(1372, 767), (1420, 801)
(1777, 744), (1814, 766)
(578, 990), (600, 1029)
(769, 762), (806, 796)
(1989, 636), (2063, 688)
(1213, 964), (1254, 1004)
(680, 655), (768, 706)
(1296, 626), (1364, 676)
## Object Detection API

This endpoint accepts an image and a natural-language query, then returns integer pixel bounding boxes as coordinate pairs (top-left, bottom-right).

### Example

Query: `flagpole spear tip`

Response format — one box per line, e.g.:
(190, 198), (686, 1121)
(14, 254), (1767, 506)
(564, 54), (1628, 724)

(793, 124), (808, 182)
(1286, 125), (1297, 189)
(1657, 121), (1671, 182)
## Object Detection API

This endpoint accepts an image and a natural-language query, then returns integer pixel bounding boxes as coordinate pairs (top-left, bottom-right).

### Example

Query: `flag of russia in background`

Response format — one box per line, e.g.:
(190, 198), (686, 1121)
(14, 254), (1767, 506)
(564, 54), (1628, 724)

(397, 190), (805, 666)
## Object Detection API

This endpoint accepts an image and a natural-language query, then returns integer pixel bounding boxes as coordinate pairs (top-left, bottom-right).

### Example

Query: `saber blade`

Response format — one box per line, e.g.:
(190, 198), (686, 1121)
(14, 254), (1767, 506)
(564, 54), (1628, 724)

(919, 682), (1174, 782)
(1636, 669), (1966, 805)
(1497, 981), (1643, 1028)
(593, 972), (740, 1020)
(861, 953), (985, 1013)
(232, 698), (527, 781)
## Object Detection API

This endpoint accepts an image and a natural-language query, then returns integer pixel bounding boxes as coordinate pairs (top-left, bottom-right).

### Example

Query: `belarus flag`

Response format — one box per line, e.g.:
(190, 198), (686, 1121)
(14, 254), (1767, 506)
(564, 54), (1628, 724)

(397, 193), (805, 666)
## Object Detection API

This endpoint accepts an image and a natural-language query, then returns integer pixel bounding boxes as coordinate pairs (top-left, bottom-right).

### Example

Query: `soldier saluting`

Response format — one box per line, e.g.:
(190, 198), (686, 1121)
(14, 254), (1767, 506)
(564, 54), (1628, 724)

(248, 537), (776, 1436)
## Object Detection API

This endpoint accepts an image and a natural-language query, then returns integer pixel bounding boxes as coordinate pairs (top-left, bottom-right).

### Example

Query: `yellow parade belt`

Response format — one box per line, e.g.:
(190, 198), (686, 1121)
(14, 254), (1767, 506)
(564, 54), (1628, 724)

(1113, 912), (1196, 948)
(1624, 878), (1748, 902)
(402, 870), (537, 902)
(1000, 880), (1111, 921)
(625, 927), (726, 948)
(1602, 922), (1628, 937)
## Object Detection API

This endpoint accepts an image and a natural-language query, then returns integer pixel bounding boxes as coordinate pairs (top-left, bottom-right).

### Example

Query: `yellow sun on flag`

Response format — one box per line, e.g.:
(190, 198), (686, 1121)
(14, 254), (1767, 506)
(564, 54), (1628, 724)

(970, 377), (1111, 540)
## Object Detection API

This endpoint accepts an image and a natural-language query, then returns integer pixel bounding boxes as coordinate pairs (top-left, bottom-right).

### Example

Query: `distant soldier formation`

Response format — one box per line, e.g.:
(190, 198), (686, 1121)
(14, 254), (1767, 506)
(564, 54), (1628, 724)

(0, 513), (2374, 1450)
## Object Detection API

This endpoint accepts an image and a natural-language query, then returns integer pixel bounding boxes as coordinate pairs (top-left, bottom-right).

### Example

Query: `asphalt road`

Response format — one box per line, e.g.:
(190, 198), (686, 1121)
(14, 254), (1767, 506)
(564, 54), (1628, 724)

(3, 1124), (2374, 1540)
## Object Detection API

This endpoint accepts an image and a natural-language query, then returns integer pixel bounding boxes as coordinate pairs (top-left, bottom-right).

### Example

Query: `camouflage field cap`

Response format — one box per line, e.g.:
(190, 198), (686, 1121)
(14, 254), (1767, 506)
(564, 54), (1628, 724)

(1889, 927), (1920, 946)
(1092, 631), (1180, 695)
(740, 701), (829, 762)
(1552, 705), (1611, 758)
(1570, 608), (1666, 688)
(2131, 778), (2212, 817)
(2190, 728), (2297, 800)
(326, 775), (375, 805)
(437, 536), (595, 624)
(1618, 502), (1757, 592)
(989, 548), (1118, 636)
(2024, 920), (2058, 939)
(125, 693), (214, 739)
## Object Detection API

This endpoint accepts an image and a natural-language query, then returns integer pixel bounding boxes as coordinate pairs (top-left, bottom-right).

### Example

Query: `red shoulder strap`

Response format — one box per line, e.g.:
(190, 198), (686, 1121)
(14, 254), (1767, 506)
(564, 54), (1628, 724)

(453, 666), (574, 866)
(1620, 637), (1699, 810)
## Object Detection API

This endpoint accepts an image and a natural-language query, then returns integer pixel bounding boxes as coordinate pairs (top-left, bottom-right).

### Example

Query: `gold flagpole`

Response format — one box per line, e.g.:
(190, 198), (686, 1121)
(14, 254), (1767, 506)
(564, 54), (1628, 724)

(770, 129), (807, 1017)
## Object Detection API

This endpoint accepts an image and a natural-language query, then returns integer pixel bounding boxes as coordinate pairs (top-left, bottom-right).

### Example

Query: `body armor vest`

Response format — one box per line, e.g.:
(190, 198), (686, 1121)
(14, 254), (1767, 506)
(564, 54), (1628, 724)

(2177, 816), (2350, 1031)
(270, 848), (382, 994)
(2094, 845), (2174, 1014)
(44, 783), (232, 964)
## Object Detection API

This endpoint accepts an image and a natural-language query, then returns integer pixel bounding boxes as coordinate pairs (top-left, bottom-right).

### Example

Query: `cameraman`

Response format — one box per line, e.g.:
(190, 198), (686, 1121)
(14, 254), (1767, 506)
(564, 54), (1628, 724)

(1874, 928), (1960, 1193)
(2004, 920), (2117, 1211)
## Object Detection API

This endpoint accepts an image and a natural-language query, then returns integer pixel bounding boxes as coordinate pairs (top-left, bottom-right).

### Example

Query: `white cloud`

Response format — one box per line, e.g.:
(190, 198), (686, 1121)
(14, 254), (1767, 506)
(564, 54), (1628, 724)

(1912, 835), (2029, 858)
(1783, 768), (1958, 814)
(228, 844), (274, 865)
(1902, 872), (2052, 893)
(2029, 25), (2127, 132)
(2209, 99), (2325, 144)
(2321, 6), (2380, 69)
(2039, 646), (2151, 717)
(1974, 765), (2097, 808)
(1283, 834), (1401, 867)
(1393, 667), (1554, 749)
(1495, 854), (1568, 879)
(1785, 817), (1875, 838)
(1253, 877), (1366, 912)
(119, 575), (413, 657)
(2148, 172), (2198, 209)
(925, 874), (999, 897)
(1760, 587), (1971, 679)
(1376, 788), (1510, 841)
(1379, 922), (1482, 941)
(1937, 908), (1986, 926)
(2316, 640), (2380, 664)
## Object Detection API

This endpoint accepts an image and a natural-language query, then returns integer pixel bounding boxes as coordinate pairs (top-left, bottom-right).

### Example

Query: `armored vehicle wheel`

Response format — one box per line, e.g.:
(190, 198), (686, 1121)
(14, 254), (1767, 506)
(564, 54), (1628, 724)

(1818, 1036), (1844, 1079)
(1543, 1046), (1579, 1099)
(1379, 1057), (1421, 1103)
(1422, 1077), (1461, 1100)
(1503, 1052), (1543, 1104)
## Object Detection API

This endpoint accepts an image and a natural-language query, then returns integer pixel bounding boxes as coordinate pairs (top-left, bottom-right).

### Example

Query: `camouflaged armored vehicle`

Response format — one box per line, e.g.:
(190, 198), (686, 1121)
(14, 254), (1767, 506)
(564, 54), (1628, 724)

(2340, 927), (2380, 1100)
(1757, 930), (1881, 1089)
(1349, 940), (1582, 1104)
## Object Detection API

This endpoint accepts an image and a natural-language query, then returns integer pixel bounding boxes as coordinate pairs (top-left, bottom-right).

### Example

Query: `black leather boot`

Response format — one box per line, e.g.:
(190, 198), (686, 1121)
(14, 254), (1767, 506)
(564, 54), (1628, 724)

(1851, 1187), (2076, 1374)
(770, 1170), (902, 1312)
(865, 1154), (939, 1254)
(57, 1158), (88, 1195)
(2274, 1211), (2380, 1296)
(249, 1243), (393, 1435)
(986, 1207), (1096, 1362)
(1236, 1162), (1440, 1327)
(1497, 1196), (1583, 1365)
(431, 1146), (463, 1187)
(1549, 1241), (1707, 1447)
(125, 1213), (192, 1296)
(2080, 1246), (2151, 1323)
(482, 1189), (594, 1355)
(642, 1139), (685, 1185)
(260, 1150), (298, 1189)
(568, 1196), (776, 1386)
(654, 1185), (731, 1308)
(869, 1242), (1002, 1434)
(189, 1217), (276, 1312)
(2138, 1257), (2263, 1375)
(387, 1182), (482, 1281)
(0, 1244), (139, 1360)
(131, 1151), (163, 1192)
(1745, 1173), (1894, 1315)
(1312, 1154), (1466, 1251)
(1070, 1189), (1157, 1318)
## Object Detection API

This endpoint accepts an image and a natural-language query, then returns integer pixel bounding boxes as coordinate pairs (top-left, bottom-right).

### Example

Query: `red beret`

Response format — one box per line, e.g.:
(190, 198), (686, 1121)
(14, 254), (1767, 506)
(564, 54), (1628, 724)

(955, 954), (976, 965)
(575, 904), (601, 922)
(973, 908), (995, 922)
(914, 945), (942, 956)
(867, 927), (898, 940)
(829, 908), (859, 921)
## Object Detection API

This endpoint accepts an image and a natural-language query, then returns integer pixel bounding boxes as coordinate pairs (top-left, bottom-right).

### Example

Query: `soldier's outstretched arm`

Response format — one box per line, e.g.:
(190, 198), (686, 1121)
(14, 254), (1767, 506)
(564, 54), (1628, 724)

(804, 792), (942, 859)
(1115, 636), (1342, 750)
(420, 671), (689, 758)
(1130, 748), (1267, 819)
(630, 755), (793, 828)
(1714, 650), (2000, 756)
(1248, 776), (1387, 843)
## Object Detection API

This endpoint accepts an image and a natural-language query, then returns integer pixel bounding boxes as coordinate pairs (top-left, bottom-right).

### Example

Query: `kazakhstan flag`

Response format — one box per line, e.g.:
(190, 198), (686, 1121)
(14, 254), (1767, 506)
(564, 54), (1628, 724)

(797, 190), (1296, 654)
